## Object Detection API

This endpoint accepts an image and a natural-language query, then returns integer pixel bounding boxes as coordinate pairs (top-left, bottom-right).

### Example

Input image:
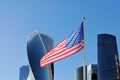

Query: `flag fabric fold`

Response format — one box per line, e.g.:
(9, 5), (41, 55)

(40, 21), (84, 67)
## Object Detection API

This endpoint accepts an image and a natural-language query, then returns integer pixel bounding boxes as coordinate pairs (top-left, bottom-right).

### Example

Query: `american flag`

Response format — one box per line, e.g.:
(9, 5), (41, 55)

(40, 22), (84, 67)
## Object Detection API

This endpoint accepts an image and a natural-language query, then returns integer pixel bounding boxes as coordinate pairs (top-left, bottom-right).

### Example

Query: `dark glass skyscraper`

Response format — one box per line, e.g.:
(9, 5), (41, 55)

(19, 65), (35, 80)
(19, 65), (29, 80)
(87, 64), (97, 80)
(27, 31), (54, 80)
(97, 34), (119, 80)
(76, 66), (87, 80)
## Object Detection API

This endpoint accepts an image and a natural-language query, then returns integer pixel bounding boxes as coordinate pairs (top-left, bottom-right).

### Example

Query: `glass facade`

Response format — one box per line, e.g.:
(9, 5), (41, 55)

(19, 65), (29, 80)
(27, 31), (54, 80)
(87, 64), (97, 80)
(97, 34), (119, 80)
(76, 66), (87, 80)
(19, 65), (35, 80)
(27, 66), (35, 80)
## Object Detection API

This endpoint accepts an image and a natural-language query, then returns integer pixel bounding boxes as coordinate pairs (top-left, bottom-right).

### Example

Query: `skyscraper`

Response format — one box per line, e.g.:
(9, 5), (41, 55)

(97, 34), (119, 80)
(19, 65), (29, 80)
(27, 66), (35, 80)
(87, 64), (97, 80)
(27, 31), (54, 80)
(19, 65), (35, 80)
(75, 66), (87, 80)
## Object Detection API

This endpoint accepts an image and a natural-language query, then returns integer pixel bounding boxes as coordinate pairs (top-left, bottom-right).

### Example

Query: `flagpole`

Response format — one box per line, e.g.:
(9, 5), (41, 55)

(83, 17), (86, 80)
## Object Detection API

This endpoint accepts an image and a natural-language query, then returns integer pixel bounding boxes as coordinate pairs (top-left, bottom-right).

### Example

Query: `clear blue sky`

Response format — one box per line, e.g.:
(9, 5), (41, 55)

(0, 0), (120, 80)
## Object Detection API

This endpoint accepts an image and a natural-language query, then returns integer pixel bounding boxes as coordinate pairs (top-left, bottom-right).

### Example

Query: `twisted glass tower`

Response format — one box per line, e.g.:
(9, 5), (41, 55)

(27, 31), (54, 80)
(97, 34), (119, 80)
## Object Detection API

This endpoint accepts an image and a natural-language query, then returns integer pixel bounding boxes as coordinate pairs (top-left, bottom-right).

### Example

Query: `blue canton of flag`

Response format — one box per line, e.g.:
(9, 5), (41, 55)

(66, 22), (84, 48)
